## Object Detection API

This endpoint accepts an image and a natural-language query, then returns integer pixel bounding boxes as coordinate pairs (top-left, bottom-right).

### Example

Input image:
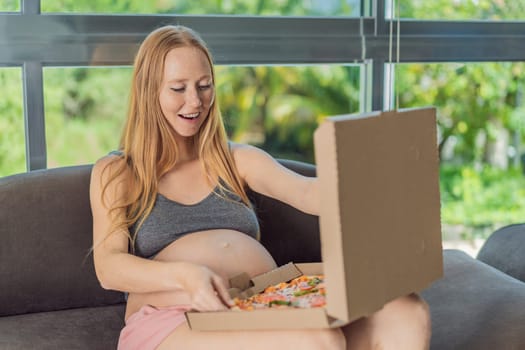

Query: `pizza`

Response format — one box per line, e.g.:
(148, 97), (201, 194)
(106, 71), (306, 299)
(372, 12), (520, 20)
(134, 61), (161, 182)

(231, 275), (326, 311)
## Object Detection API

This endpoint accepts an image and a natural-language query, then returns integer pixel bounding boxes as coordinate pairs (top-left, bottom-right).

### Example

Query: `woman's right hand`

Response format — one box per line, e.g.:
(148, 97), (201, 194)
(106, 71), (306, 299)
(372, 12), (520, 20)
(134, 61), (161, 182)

(177, 262), (234, 311)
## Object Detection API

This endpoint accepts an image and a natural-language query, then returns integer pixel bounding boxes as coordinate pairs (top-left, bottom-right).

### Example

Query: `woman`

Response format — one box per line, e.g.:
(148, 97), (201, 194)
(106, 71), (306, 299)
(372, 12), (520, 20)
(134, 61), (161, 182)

(90, 25), (431, 350)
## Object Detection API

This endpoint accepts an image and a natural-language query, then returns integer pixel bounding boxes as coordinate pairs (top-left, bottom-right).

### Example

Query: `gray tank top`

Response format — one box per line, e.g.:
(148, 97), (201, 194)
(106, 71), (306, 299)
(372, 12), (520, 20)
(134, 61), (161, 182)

(131, 183), (260, 258)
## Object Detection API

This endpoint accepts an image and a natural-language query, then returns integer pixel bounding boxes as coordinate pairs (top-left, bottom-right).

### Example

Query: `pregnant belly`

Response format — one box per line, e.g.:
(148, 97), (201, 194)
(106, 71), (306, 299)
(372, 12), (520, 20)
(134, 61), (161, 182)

(125, 229), (277, 319)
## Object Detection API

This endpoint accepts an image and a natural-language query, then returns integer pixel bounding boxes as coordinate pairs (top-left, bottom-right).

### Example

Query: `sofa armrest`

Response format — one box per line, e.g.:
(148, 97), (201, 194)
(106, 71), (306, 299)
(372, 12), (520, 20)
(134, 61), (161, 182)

(0, 165), (124, 316)
(422, 249), (525, 350)
(476, 223), (525, 283)
(249, 159), (321, 266)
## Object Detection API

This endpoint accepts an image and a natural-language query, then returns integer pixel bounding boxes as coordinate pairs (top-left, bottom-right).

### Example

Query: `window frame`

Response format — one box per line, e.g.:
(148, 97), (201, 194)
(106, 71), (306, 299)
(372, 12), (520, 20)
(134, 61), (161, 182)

(1, 0), (525, 170)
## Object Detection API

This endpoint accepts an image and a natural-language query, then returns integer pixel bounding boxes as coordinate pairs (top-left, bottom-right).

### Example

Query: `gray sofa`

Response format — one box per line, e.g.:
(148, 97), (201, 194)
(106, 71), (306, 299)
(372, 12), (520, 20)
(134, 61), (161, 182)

(1, 161), (524, 349)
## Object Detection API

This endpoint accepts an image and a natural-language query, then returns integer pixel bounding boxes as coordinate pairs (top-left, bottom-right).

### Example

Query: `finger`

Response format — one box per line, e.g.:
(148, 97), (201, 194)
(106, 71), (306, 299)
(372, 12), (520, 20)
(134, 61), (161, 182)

(195, 284), (228, 311)
(192, 293), (219, 312)
(212, 275), (234, 307)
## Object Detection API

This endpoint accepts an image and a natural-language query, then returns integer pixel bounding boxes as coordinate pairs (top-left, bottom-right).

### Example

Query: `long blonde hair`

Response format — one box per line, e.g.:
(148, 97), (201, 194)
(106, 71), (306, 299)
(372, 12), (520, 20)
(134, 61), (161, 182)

(100, 25), (249, 248)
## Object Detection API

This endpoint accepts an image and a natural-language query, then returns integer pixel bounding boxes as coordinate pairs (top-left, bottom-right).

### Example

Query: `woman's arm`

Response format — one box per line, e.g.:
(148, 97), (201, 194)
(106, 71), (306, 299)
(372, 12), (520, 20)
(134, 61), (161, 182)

(231, 143), (319, 216)
(90, 156), (231, 310)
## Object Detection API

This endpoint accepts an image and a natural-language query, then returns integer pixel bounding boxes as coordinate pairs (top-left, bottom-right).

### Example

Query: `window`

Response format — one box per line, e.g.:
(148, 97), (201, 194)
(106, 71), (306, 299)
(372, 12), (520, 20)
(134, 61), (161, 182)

(42, 0), (361, 16)
(397, 62), (525, 249)
(0, 67), (25, 176)
(0, 0), (19, 12)
(41, 64), (360, 167)
(4, 0), (525, 253)
(43, 67), (131, 167)
(399, 0), (525, 20)
(218, 65), (361, 163)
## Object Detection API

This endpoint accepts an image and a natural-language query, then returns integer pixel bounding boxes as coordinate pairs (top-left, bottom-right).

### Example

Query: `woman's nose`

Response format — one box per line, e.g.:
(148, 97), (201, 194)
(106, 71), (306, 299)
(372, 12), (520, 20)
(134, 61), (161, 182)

(187, 89), (203, 107)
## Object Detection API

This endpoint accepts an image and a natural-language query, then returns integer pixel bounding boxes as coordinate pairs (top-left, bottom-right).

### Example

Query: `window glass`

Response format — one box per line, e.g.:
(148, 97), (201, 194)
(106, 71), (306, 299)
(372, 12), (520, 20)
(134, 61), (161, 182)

(0, 67), (25, 177)
(42, 64), (360, 168)
(396, 62), (525, 253)
(398, 0), (525, 20)
(0, 0), (19, 11)
(42, 0), (361, 16)
(43, 67), (132, 168)
(217, 65), (361, 163)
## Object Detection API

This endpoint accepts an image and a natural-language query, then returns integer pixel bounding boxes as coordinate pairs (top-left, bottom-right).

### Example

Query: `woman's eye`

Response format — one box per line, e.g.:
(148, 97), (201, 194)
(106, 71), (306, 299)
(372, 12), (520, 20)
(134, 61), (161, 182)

(170, 87), (185, 93)
(198, 84), (212, 91)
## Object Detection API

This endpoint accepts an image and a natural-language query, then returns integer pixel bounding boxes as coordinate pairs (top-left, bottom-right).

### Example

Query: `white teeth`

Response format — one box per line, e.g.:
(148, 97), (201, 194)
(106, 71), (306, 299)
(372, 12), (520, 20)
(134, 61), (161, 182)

(181, 112), (199, 119)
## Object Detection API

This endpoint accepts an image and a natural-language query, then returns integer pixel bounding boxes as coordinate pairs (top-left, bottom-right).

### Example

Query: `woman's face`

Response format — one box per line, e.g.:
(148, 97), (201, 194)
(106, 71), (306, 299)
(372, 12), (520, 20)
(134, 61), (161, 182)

(159, 46), (215, 141)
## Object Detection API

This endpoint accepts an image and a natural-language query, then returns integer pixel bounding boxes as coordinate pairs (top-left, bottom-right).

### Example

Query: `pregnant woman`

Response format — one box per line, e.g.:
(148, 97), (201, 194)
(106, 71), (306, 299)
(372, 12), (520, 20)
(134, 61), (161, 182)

(90, 25), (431, 350)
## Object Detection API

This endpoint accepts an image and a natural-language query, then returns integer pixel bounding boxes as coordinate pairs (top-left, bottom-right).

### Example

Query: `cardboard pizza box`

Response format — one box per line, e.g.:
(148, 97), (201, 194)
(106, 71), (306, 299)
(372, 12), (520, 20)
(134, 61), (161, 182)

(185, 107), (444, 330)
(186, 262), (333, 330)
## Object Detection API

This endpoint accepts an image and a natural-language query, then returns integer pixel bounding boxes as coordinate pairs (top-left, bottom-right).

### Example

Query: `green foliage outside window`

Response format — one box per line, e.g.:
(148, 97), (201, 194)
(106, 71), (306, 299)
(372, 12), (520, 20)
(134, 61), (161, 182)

(40, 0), (359, 16)
(0, 0), (18, 11)
(400, 0), (525, 20)
(43, 67), (132, 167)
(396, 0), (525, 240)
(0, 68), (25, 175)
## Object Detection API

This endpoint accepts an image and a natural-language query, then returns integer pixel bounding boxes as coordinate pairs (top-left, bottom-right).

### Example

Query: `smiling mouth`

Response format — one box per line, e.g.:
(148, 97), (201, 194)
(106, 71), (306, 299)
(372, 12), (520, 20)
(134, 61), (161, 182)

(179, 112), (200, 120)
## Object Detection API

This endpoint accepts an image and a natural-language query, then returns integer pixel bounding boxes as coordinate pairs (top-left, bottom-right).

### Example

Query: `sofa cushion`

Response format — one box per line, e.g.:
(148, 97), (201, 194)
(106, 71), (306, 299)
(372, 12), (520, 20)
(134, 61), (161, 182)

(252, 159), (321, 266)
(0, 304), (125, 350)
(477, 223), (525, 283)
(0, 165), (124, 316)
(421, 249), (525, 350)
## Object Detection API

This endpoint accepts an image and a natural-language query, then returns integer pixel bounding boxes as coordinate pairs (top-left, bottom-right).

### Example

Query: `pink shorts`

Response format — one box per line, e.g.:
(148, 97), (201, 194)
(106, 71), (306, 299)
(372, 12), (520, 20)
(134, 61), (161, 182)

(117, 305), (191, 350)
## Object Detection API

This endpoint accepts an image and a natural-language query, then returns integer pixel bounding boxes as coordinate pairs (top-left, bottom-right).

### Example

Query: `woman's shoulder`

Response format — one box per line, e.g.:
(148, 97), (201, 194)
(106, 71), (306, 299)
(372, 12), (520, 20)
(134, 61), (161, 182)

(228, 142), (277, 179)
(92, 151), (127, 181)
(229, 142), (261, 158)
(94, 151), (124, 167)
(229, 142), (272, 161)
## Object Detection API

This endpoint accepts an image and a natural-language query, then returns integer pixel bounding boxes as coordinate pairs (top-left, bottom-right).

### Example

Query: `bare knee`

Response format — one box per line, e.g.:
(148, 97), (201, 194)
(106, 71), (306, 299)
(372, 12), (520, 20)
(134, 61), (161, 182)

(344, 294), (431, 350)
(378, 293), (431, 348)
(391, 293), (431, 333)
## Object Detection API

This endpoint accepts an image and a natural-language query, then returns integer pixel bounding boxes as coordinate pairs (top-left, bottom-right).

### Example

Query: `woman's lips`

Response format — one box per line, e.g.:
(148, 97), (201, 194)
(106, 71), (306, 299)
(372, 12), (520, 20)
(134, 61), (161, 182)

(179, 112), (200, 120)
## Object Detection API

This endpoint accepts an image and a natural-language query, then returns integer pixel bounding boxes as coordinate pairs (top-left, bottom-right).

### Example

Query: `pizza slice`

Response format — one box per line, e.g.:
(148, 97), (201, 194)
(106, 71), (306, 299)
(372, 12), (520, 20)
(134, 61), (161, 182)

(231, 275), (326, 311)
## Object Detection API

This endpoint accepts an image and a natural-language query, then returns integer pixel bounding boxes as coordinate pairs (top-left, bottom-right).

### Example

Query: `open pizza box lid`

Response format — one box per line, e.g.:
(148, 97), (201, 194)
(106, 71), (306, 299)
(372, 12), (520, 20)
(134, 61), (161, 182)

(315, 107), (443, 324)
(186, 107), (443, 330)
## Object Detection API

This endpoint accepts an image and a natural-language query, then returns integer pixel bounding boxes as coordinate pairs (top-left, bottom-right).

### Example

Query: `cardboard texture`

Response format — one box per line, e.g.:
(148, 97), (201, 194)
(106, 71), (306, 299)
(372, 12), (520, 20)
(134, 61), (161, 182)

(227, 263), (303, 300)
(186, 107), (443, 331)
(315, 107), (443, 324)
